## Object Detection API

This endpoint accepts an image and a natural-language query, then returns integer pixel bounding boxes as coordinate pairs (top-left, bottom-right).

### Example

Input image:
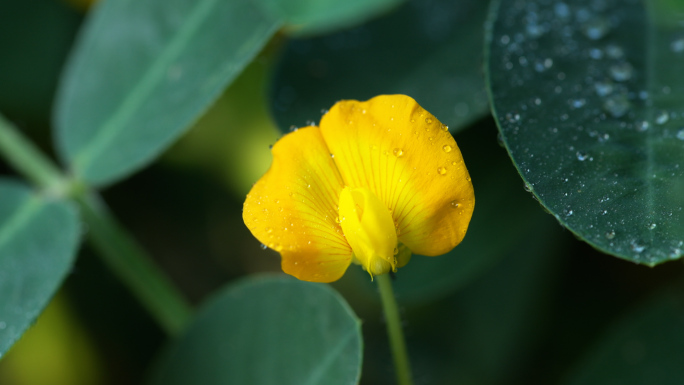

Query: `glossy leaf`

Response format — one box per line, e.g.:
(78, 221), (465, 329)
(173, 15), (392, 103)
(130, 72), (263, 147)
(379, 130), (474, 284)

(0, 179), (80, 357)
(55, 0), (282, 186)
(259, 0), (402, 36)
(148, 275), (362, 385)
(564, 290), (684, 385)
(271, 0), (490, 134)
(486, 0), (684, 265)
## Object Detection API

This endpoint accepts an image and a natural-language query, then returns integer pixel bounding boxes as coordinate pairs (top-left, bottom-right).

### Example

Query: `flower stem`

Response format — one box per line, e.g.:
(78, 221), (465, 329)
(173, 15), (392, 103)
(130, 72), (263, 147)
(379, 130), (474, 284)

(0, 114), (192, 335)
(75, 192), (193, 335)
(377, 274), (414, 385)
(0, 114), (66, 194)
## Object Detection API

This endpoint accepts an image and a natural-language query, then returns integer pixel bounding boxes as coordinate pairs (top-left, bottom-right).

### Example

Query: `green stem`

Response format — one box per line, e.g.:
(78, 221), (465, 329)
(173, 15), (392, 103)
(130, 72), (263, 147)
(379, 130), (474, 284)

(75, 193), (192, 335)
(0, 114), (192, 335)
(0, 114), (66, 194)
(377, 274), (414, 385)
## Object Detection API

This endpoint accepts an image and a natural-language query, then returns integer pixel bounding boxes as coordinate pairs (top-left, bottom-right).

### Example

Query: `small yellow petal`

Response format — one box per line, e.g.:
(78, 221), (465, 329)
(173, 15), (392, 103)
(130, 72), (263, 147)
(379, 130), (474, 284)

(320, 95), (474, 256)
(243, 127), (352, 282)
(338, 186), (398, 278)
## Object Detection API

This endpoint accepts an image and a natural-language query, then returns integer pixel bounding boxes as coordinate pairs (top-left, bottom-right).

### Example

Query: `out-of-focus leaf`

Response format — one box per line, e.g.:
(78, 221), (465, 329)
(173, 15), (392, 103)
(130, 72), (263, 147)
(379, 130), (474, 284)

(258, 0), (402, 36)
(271, 0), (490, 134)
(148, 275), (362, 385)
(164, 58), (281, 199)
(55, 0), (282, 186)
(563, 289), (684, 385)
(0, 179), (80, 357)
(486, 0), (684, 265)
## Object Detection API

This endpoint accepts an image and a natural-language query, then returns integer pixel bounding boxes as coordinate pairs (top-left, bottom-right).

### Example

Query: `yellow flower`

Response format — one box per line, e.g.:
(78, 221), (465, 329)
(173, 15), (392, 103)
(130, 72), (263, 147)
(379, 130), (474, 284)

(243, 95), (475, 282)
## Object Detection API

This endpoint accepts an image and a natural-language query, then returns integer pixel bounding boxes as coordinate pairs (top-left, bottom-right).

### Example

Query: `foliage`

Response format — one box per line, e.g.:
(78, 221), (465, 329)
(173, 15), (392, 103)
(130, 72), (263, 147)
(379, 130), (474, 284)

(0, 0), (683, 384)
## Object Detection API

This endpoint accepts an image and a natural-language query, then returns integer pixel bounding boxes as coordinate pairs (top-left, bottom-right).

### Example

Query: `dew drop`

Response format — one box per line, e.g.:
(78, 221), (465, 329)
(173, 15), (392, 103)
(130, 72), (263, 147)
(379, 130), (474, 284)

(630, 241), (645, 254)
(441, 124), (449, 132)
(605, 231), (615, 240)
(676, 129), (684, 140)
(582, 17), (610, 40)
(438, 167), (447, 175)
(442, 145), (452, 153)
(605, 44), (623, 59)
(602, 93), (630, 118)
(609, 62), (634, 82)
(671, 36), (684, 53)
(425, 117), (433, 124)
(450, 201), (460, 208)
(636, 121), (650, 132)
(594, 81), (614, 97)
(260, 243), (268, 250)
(393, 247), (399, 255)
(576, 151), (589, 161)
(655, 110), (669, 125)
(393, 148), (404, 157)
(648, 223), (657, 230)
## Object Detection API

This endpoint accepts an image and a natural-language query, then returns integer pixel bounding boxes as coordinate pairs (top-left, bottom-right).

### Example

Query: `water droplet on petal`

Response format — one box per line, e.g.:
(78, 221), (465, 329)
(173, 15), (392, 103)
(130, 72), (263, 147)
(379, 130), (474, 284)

(442, 145), (452, 153)
(451, 201), (460, 208)
(393, 148), (404, 157)
(438, 167), (447, 175)
(605, 231), (616, 240)
(425, 117), (433, 124)
(260, 243), (268, 250)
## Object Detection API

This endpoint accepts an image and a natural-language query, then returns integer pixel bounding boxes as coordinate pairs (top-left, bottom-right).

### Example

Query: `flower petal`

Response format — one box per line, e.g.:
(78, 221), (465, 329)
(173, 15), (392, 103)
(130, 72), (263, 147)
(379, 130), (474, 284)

(319, 95), (474, 256)
(243, 126), (352, 282)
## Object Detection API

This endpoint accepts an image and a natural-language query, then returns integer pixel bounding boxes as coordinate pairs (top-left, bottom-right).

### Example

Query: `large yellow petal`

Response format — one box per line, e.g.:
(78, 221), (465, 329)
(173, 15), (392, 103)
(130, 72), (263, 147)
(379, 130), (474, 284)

(243, 126), (352, 282)
(319, 95), (474, 256)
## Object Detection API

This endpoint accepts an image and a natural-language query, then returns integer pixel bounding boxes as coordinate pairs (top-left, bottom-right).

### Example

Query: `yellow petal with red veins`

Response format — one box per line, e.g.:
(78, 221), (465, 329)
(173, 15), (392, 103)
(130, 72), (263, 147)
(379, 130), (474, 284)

(320, 94), (474, 256)
(243, 126), (352, 282)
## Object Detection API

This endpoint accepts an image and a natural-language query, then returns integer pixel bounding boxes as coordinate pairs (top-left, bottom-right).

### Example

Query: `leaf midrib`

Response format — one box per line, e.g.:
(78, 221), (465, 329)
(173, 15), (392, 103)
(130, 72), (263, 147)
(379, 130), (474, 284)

(71, 0), (221, 173)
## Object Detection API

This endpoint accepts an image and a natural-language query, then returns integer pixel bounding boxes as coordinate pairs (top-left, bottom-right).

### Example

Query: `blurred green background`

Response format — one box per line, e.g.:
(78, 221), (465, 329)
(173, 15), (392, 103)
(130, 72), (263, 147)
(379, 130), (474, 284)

(1, 0), (684, 384)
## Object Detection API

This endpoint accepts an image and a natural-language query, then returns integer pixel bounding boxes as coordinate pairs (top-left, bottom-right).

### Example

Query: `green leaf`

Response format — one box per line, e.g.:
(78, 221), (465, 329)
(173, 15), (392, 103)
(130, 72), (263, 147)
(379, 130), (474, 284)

(148, 275), (362, 385)
(271, 0), (490, 134)
(486, 0), (684, 265)
(0, 179), (80, 357)
(259, 0), (403, 36)
(563, 290), (684, 385)
(55, 0), (282, 186)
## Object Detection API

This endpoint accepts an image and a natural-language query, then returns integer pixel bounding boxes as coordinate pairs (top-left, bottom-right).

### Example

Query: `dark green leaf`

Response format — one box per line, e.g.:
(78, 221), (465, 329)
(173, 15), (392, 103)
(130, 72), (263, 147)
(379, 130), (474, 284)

(148, 275), (362, 385)
(0, 179), (80, 357)
(55, 0), (282, 186)
(258, 0), (402, 36)
(271, 0), (490, 134)
(564, 289), (684, 385)
(486, 0), (684, 265)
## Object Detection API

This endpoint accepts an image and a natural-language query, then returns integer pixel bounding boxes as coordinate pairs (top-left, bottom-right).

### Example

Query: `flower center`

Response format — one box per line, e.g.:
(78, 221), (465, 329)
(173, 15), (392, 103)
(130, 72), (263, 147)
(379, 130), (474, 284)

(338, 186), (398, 278)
